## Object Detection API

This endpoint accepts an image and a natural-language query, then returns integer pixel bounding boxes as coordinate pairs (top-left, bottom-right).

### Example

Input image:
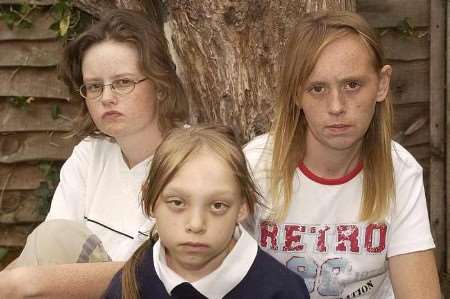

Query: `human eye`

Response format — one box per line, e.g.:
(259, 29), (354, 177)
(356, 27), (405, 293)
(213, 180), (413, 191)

(210, 201), (230, 215)
(85, 83), (103, 93)
(307, 84), (326, 95)
(165, 197), (185, 211)
(114, 78), (134, 88)
(344, 80), (361, 91)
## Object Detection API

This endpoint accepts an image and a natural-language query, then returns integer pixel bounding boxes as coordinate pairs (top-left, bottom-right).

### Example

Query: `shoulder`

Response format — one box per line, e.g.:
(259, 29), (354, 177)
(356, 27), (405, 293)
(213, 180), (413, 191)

(391, 141), (422, 172)
(243, 134), (272, 171)
(246, 248), (309, 298)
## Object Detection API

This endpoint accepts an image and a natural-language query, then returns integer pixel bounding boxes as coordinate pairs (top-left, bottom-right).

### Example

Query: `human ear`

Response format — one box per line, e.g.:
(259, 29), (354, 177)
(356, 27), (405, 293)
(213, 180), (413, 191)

(375, 65), (392, 102)
(237, 202), (249, 223)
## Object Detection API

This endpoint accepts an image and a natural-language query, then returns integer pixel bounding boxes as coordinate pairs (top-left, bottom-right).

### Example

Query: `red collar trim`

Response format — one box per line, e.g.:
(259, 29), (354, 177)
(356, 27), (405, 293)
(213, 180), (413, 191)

(298, 161), (363, 185)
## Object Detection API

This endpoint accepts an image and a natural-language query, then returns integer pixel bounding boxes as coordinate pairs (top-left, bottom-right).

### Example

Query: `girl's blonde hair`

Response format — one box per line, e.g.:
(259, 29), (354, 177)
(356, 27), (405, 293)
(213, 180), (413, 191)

(270, 10), (394, 222)
(121, 124), (261, 299)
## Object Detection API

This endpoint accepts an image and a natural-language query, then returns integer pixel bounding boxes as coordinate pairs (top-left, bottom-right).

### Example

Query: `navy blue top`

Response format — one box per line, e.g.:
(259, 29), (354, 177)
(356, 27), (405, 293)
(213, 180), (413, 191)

(103, 247), (309, 299)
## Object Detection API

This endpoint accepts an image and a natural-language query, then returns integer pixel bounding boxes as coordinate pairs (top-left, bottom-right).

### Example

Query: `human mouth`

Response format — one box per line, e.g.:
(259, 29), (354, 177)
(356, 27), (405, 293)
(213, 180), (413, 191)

(102, 111), (123, 119)
(180, 242), (209, 252)
(326, 124), (351, 133)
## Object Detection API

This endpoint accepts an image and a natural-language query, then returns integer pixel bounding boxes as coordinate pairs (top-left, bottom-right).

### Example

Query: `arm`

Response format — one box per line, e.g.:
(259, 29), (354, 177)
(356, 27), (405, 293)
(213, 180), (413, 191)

(0, 262), (123, 299)
(389, 249), (440, 299)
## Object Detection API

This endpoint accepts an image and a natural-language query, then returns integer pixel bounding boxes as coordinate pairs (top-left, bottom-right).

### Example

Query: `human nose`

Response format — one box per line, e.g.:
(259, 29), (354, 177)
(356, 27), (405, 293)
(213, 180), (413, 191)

(99, 83), (117, 104)
(328, 89), (345, 115)
(185, 208), (206, 234)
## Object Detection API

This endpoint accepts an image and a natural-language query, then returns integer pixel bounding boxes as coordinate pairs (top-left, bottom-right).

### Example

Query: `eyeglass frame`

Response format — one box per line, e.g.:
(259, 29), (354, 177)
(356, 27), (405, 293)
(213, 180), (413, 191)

(79, 77), (148, 101)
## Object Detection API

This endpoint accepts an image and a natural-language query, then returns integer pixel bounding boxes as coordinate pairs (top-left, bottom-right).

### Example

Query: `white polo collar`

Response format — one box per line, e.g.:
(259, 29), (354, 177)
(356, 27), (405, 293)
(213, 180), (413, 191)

(153, 224), (258, 299)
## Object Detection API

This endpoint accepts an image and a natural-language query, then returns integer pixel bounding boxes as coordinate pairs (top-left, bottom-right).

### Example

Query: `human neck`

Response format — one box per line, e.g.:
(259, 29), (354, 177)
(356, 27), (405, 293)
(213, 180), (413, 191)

(303, 134), (362, 179)
(116, 127), (162, 168)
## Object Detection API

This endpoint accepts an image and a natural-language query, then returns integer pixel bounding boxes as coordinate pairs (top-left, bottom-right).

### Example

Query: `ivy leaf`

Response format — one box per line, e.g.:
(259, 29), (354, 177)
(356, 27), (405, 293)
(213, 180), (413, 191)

(59, 11), (70, 36)
(51, 104), (61, 120)
(0, 247), (8, 261)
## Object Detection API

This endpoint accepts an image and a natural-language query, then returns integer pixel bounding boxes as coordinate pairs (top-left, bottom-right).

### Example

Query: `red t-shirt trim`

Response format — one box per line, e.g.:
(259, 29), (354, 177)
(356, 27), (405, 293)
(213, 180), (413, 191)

(298, 161), (363, 185)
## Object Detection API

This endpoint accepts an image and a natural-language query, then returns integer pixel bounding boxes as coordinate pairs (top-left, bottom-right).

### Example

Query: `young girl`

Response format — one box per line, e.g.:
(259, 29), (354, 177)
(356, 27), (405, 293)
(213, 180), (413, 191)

(0, 9), (189, 298)
(244, 10), (440, 299)
(103, 125), (309, 299)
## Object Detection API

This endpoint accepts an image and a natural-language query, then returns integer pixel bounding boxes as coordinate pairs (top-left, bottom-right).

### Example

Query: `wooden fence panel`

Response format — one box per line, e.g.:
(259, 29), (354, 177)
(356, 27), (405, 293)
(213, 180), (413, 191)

(0, 99), (79, 132)
(0, 67), (69, 99)
(0, 40), (62, 67)
(0, 132), (77, 163)
(381, 31), (428, 61)
(0, 224), (36, 247)
(390, 60), (429, 104)
(0, 163), (44, 190)
(358, 0), (428, 28)
(0, 10), (57, 41)
(0, 191), (44, 224)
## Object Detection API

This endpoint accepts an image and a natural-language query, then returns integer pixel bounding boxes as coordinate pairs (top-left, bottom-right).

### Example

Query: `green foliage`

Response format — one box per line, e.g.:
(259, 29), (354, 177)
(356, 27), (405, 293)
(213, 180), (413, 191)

(395, 18), (415, 36)
(49, 0), (81, 38)
(36, 161), (62, 215)
(0, 4), (35, 29)
(0, 247), (8, 262)
(7, 96), (31, 110)
(51, 104), (62, 120)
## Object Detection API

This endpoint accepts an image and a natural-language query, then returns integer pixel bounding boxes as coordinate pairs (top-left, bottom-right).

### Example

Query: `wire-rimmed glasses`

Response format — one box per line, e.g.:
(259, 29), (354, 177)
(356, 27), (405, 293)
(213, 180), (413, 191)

(79, 78), (148, 101)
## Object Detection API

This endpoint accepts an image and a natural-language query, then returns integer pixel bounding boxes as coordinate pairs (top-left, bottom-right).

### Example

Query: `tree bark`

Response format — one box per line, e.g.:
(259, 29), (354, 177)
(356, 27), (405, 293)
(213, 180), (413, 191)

(165, 0), (356, 142)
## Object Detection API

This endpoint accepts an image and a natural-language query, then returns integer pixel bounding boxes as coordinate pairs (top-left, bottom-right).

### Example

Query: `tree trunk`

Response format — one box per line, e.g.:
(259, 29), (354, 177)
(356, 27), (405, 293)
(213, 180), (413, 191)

(166, 0), (355, 141)
(74, 0), (356, 142)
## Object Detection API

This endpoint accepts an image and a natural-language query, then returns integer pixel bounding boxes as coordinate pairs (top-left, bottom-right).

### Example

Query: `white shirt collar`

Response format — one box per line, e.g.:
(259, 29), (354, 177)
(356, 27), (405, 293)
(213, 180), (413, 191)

(153, 224), (258, 299)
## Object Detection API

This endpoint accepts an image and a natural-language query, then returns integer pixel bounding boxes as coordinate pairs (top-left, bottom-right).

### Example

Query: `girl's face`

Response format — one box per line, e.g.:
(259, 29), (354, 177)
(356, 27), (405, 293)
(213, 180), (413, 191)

(300, 34), (391, 156)
(81, 40), (161, 143)
(152, 149), (248, 281)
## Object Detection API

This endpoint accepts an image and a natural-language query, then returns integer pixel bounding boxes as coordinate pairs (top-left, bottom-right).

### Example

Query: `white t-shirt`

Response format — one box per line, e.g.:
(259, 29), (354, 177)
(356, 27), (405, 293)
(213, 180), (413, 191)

(46, 137), (153, 261)
(244, 133), (435, 299)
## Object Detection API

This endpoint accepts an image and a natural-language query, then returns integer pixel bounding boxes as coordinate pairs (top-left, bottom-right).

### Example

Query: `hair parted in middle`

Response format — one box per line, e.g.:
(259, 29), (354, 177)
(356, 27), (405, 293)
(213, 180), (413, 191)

(59, 8), (189, 139)
(120, 124), (262, 299)
(270, 10), (394, 222)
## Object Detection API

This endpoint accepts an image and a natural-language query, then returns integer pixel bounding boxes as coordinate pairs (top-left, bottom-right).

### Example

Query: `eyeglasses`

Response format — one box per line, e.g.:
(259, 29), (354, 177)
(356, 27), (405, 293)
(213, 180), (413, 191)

(79, 78), (148, 101)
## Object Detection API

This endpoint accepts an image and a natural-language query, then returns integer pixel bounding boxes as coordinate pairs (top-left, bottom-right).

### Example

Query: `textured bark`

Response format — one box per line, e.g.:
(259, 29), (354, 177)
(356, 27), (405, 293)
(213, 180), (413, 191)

(73, 0), (161, 24)
(166, 0), (356, 142)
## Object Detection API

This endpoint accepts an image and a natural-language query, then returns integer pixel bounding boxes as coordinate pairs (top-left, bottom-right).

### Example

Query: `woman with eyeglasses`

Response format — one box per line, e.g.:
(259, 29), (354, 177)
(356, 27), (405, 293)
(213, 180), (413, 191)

(0, 9), (188, 298)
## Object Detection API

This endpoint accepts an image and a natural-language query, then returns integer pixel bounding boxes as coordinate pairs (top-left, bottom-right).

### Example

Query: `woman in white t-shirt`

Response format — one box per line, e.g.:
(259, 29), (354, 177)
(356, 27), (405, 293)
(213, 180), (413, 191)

(0, 9), (188, 298)
(244, 10), (440, 299)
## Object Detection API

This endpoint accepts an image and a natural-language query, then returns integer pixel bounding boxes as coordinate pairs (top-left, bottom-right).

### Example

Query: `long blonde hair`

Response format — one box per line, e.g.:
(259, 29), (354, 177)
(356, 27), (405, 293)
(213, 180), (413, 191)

(270, 10), (394, 222)
(121, 124), (262, 299)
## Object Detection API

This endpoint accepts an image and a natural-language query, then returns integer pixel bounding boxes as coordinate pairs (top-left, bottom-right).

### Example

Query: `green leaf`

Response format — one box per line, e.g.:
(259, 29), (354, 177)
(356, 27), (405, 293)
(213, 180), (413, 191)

(51, 104), (61, 120)
(0, 247), (8, 261)
(59, 12), (70, 36)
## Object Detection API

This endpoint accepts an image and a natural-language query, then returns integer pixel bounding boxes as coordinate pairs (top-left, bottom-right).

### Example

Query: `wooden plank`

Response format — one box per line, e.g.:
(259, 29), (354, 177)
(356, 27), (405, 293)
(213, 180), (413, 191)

(0, 98), (79, 132)
(0, 10), (58, 40)
(0, 0), (55, 4)
(405, 143), (430, 162)
(0, 191), (45, 223)
(389, 60), (429, 105)
(0, 223), (36, 247)
(429, 0), (447, 278)
(0, 67), (70, 99)
(393, 102), (429, 135)
(0, 40), (62, 67)
(0, 163), (44, 190)
(446, 0), (450, 287)
(0, 132), (77, 163)
(358, 0), (429, 28)
(381, 31), (429, 61)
